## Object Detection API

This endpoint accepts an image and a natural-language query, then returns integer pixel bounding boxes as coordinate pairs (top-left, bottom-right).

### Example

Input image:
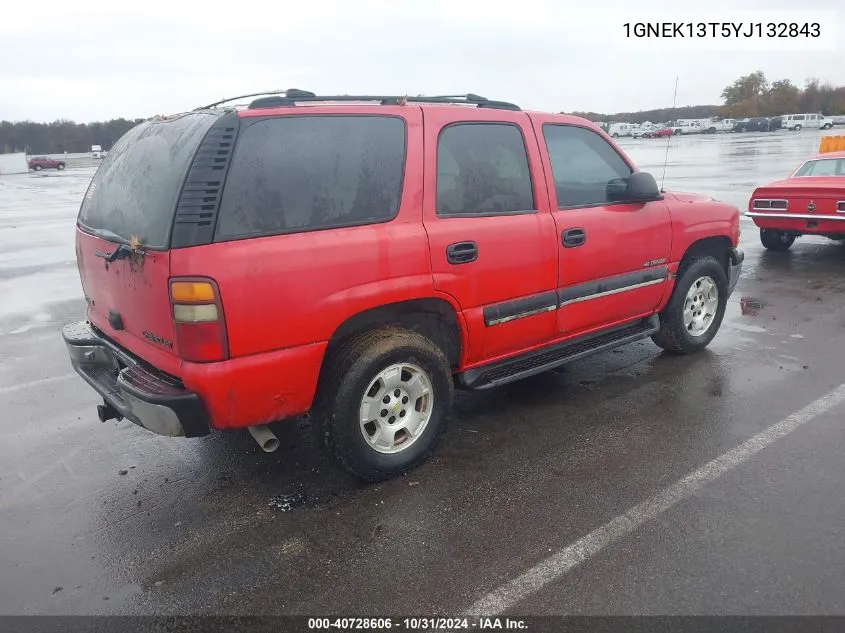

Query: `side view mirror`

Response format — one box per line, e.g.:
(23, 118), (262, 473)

(626, 171), (663, 202)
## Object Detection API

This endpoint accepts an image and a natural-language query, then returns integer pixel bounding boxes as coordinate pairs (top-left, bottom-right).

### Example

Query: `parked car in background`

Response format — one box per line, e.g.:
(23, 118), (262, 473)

(653, 127), (674, 138)
(28, 156), (66, 171)
(701, 119), (736, 134)
(633, 124), (657, 138)
(607, 122), (634, 138)
(746, 148), (845, 251)
(733, 117), (780, 133)
(781, 113), (833, 131)
(62, 90), (742, 482)
(672, 119), (708, 135)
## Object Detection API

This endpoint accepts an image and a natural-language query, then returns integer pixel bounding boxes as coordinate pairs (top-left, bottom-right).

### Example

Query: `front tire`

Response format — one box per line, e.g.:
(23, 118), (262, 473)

(793, 124), (802, 131)
(823, 123), (832, 130)
(311, 328), (453, 482)
(57, 163), (65, 170)
(652, 256), (728, 354)
(34, 165), (42, 171)
(760, 229), (796, 251)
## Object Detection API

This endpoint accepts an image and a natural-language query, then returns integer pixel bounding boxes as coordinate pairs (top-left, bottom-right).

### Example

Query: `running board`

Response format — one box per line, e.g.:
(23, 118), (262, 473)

(457, 315), (660, 390)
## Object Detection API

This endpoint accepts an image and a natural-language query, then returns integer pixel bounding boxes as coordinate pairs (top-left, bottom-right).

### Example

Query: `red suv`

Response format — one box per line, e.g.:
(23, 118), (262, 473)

(63, 91), (743, 481)
(29, 156), (66, 171)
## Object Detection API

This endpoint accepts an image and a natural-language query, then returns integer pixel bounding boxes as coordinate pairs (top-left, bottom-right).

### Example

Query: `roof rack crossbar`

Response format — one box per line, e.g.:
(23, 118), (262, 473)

(195, 90), (520, 112)
(195, 89), (316, 111)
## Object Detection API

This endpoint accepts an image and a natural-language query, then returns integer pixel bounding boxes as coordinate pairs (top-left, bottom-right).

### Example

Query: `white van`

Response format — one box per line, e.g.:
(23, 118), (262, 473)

(607, 122), (634, 138)
(781, 113), (834, 131)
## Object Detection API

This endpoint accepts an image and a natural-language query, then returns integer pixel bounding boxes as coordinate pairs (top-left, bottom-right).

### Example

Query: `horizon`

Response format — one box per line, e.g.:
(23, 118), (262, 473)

(3, 0), (843, 122)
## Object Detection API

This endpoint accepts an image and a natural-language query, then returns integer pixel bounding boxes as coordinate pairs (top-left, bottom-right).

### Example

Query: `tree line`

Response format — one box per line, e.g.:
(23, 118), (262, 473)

(569, 72), (845, 124)
(0, 118), (143, 155)
(3, 72), (844, 153)
(719, 73), (845, 118)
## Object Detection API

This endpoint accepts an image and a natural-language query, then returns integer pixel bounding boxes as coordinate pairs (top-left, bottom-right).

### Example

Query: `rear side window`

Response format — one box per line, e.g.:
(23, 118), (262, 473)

(436, 123), (535, 216)
(215, 116), (406, 240)
(79, 112), (218, 249)
(543, 124), (633, 208)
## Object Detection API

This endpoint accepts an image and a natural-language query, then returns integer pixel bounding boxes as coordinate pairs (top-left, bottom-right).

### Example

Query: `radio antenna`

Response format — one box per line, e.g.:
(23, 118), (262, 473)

(660, 76), (679, 192)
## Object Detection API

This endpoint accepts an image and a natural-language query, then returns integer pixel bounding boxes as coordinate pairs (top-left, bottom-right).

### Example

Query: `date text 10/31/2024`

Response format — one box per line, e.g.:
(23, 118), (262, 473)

(307, 618), (528, 630)
(624, 22), (821, 38)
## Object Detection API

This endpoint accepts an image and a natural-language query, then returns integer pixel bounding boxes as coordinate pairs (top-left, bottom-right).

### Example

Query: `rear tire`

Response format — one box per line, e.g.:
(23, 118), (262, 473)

(311, 328), (453, 482)
(34, 165), (42, 171)
(652, 256), (728, 354)
(760, 229), (796, 251)
(57, 163), (65, 170)
(793, 124), (802, 131)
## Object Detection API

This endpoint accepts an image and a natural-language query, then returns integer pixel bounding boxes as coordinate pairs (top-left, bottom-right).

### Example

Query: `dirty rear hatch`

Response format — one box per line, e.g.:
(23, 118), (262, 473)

(76, 111), (224, 368)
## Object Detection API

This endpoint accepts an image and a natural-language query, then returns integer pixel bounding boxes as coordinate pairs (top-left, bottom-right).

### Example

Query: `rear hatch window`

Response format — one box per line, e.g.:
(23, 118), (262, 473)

(78, 112), (220, 249)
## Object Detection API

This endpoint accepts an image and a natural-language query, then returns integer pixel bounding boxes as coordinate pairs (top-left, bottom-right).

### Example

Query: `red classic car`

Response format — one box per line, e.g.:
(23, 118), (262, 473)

(746, 150), (845, 251)
(28, 156), (66, 171)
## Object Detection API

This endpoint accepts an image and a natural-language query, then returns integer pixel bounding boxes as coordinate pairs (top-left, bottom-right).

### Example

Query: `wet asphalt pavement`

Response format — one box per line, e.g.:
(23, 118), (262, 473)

(1, 129), (845, 617)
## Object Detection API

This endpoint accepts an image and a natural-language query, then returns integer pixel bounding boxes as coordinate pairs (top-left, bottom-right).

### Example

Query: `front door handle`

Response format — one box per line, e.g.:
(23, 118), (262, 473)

(562, 228), (586, 248)
(446, 241), (478, 264)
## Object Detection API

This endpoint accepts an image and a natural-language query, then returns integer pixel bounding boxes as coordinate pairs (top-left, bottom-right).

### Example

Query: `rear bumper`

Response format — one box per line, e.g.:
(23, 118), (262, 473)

(728, 247), (744, 296)
(62, 321), (209, 437)
(746, 212), (845, 235)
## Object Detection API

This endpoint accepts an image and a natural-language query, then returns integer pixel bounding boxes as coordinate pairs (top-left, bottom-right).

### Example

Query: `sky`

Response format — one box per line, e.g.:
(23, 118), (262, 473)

(2, 0), (843, 122)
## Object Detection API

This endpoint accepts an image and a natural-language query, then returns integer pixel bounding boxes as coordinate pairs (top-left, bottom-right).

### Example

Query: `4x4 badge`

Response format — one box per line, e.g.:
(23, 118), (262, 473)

(807, 201), (816, 212)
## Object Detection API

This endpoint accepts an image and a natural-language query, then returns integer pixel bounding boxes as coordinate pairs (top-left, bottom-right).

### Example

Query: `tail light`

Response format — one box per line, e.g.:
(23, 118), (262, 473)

(169, 278), (229, 362)
(751, 199), (788, 211)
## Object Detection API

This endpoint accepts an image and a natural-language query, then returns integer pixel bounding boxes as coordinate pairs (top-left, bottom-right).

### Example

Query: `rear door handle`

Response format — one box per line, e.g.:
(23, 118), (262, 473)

(446, 241), (478, 265)
(562, 228), (586, 248)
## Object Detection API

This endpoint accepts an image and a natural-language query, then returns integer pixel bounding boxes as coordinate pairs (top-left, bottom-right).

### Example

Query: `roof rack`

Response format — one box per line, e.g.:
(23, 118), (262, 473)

(195, 89), (521, 112)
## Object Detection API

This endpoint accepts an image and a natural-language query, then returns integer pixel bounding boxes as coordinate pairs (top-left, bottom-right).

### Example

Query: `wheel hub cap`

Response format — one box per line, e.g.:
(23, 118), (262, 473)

(359, 363), (433, 454)
(683, 275), (719, 337)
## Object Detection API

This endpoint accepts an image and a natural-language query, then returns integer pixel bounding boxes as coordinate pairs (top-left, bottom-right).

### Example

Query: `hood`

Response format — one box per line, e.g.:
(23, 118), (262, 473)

(665, 191), (715, 203)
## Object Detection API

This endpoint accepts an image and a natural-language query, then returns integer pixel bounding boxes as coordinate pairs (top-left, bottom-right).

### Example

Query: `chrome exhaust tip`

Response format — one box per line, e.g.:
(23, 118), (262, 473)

(248, 425), (280, 452)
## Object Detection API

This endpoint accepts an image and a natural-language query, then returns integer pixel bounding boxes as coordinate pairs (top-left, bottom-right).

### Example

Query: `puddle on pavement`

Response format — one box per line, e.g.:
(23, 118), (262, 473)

(267, 482), (352, 512)
(268, 492), (308, 512)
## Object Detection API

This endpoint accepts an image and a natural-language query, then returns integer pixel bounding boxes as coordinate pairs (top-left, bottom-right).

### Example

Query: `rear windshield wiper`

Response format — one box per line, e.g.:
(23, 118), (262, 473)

(95, 243), (134, 262)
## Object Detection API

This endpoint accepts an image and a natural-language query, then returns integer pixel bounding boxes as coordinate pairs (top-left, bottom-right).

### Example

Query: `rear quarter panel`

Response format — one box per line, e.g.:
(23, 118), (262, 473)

(169, 106), (433, 359)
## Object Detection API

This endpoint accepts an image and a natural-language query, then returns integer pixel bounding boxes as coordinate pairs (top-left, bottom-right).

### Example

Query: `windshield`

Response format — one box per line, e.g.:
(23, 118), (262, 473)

(794, 158), (845, 177)
(78, 112), (219, 249)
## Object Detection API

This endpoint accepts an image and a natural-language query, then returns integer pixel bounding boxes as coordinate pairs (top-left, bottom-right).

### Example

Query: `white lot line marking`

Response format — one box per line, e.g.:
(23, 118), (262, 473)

(467, 383), (845, 616)
(0, 373), (75, 396)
